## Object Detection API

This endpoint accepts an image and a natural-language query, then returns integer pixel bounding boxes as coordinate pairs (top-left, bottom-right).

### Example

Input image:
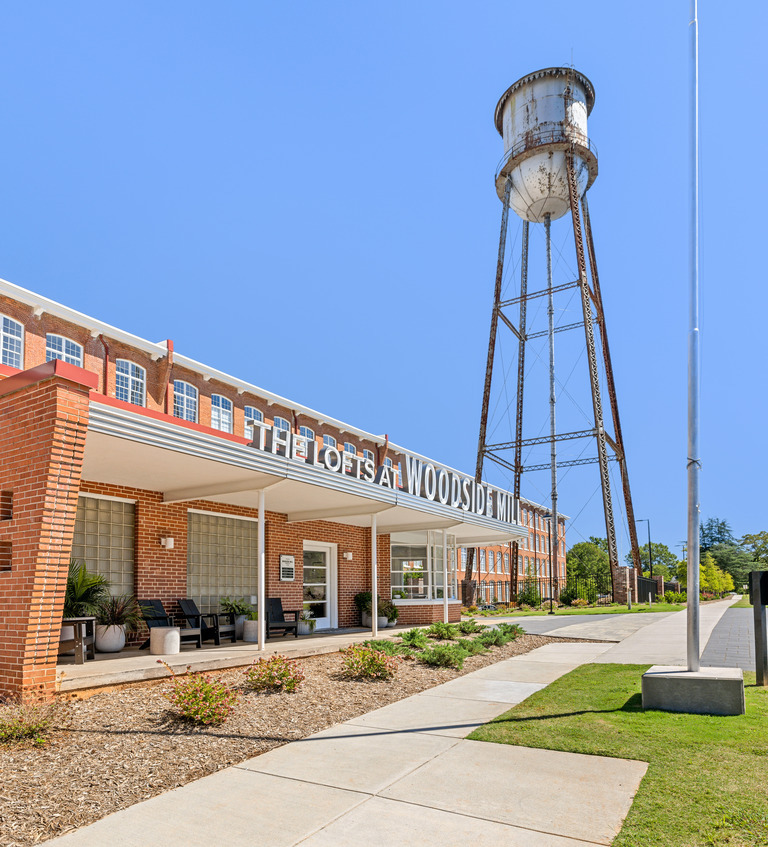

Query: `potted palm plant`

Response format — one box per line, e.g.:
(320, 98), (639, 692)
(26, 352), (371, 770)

(220, 597), (253, 639)
(94, 595), (144, 652)
(61, 560), (110, 651)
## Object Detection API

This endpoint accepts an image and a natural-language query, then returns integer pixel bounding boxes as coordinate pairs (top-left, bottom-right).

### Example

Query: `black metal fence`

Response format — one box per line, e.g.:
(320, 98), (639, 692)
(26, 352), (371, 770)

(555, 574), (614, 606)
(636, 575), (658, 602)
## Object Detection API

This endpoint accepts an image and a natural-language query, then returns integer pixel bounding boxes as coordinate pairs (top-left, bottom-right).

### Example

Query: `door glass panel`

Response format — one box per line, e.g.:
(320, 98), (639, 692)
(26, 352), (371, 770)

(303, 550), (327, 620)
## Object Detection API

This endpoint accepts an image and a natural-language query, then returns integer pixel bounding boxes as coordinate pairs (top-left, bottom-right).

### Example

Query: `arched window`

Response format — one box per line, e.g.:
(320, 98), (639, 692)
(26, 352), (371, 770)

(0, 315), (23, 369)
(211, 394), (233, 433)
(173, 381), (198, 422)
(344, 442), (356, 455)
(273, 416), (290, 432)
(323, 434), (336, 449)
(46, 334), (83, 367)
(244, 406), (263, 439)
(363, 449), (375, 463)
(115, 359), (146, 406)
(299, 425), (315, 441)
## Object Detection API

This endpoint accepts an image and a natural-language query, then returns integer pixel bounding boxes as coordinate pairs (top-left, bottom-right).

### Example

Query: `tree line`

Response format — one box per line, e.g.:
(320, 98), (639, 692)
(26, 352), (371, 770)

(565, 518), (767, 593)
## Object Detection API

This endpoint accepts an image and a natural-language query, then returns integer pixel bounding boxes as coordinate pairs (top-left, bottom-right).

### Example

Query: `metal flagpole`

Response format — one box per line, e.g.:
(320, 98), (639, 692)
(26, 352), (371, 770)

(687, 0), (701, 672)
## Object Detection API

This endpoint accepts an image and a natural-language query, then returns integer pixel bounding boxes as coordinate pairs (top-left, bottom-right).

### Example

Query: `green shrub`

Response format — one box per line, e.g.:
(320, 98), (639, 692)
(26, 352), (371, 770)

(243, 655), (305, 693)
(361, 638), (402, 656)
(458, 619), (484, 634)
(664, 590), (686, 604)
(460, 637), (489, 656)
(399, 628), (429, 649)
(159, 661), (238, 725)
(496, 623), (523, 639)
(341, 644), (399, 679)
(418, 643), (469, 670)
(425, 621), (459, 640)
(571, 597), (590, 608)
(476, 629), (506, 648)
(0, 698), (62, 745)
(516, 581), (542, 607)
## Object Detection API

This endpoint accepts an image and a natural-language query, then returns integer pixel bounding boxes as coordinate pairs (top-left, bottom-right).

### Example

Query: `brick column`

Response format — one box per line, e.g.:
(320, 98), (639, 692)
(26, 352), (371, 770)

(0, 361), (96, 699)
(653, 574), (664, 597)
(612, 565), (639, 605)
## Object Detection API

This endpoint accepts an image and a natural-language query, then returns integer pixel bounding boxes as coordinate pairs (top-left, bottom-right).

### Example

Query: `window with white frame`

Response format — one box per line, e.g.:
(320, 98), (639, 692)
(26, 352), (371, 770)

(46, 334), (83, 367)
(489, 552), (495, 573)
(115, 359), (146, 406)
(383, 457), (392, 468)
(244, 406), (263, 440)
(273, 416), (290, 432)
(211, 394), (233, 432)
(363, 449), (374, 463)
(461, 548), (467, 569)
(323, 434), (336, 449)
(479, 549), (486, 571)
(173, 380), (198, 422)
(504, 552), (509, 573)
(390, 530), (457, 601)
(299, 425), (315, 440)
(497, 551), (503, 572)
(0, 315), (23, 369)
(344, 442), (356, 455)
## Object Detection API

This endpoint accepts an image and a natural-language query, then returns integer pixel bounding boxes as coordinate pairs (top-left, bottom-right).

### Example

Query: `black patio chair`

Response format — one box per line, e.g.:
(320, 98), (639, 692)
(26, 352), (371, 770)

(266, 597), (300, 639)
(139, 599), (202, 649)
(178, 598), (237, 646)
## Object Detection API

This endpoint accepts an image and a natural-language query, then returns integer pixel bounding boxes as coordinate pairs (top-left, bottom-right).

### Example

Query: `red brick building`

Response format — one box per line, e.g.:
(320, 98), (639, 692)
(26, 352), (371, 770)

(457, 502), (567, 605)
(0, 278), (530, 698)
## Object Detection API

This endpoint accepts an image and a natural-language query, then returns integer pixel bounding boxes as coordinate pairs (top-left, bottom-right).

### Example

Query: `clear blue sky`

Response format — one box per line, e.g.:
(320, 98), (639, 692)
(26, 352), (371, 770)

(0, 2), (763, 556)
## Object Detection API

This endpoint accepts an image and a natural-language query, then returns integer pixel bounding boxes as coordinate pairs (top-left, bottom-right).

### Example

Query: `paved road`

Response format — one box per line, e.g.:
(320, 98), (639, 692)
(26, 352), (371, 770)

(700, 607), (754, 670)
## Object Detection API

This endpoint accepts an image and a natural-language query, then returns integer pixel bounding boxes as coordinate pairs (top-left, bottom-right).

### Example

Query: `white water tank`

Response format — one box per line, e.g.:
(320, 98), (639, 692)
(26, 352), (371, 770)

(494, 67), (598, 222)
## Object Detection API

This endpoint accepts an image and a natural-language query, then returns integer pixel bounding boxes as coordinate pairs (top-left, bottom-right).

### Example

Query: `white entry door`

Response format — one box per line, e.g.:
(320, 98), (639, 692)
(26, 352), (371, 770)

(302, 541), (337, 630)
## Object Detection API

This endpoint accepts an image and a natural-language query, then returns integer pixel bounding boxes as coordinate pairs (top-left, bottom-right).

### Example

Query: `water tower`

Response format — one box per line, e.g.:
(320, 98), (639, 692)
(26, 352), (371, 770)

(465, 67), (641, 604)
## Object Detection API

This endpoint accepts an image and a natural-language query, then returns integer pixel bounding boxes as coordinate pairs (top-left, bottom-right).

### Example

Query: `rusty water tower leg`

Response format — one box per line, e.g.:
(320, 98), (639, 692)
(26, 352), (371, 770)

(463, 176), (513, 606)
(582, 195), (642, 571)
(566, 153), (619, 576)
(510, 219), (529, 601)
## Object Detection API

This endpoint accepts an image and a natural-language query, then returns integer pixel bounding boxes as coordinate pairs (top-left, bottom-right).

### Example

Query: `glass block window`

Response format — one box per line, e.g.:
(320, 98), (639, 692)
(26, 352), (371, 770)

(71, 496), (135, 596)
(115, 359), (146, 406)
(299, 425), (315, 440)
(211, 394), (233, 433)
(323, 435), (336, 449)
(173, 380), (198, 422)
(344, 442), (356, 454)
(245, 406), (263, 440)
(1, 315), (23, 369)
(187, 512), (258, 614)
(46, 334), (83, 367)
(273, 416), (290, 431)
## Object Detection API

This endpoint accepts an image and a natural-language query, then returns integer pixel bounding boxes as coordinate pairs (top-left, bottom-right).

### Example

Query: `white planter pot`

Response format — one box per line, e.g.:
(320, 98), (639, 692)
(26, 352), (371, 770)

(234, 614), (248, 639)
(377, 615), (388, 629)
(243, 620), (260, 642)
(361, 611), (371, 627)
(297, 620), (316, 636)
(95, 624), (126, 653)
(386, 619), (397, 628)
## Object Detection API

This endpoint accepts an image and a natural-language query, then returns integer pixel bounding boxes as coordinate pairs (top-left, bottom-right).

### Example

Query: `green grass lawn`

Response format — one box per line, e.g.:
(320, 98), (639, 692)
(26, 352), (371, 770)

(467, 602), (687, 618)
(469, 664), (768, 846)
(731, 595), (753, 608)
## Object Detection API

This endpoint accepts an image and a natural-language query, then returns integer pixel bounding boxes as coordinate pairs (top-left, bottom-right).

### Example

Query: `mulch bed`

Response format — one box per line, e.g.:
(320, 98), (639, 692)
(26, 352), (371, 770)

(1, 633), (577, 846)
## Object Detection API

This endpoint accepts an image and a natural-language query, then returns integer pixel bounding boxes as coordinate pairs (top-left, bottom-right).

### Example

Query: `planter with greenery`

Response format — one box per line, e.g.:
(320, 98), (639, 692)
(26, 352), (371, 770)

(242, 608), (259, 642)
(297, 610), (317, 635)
(354, 591), (388, 627)
(220, 597), (254, 639)
(61, 561), (110, 651)
(94, 595), (144, 652)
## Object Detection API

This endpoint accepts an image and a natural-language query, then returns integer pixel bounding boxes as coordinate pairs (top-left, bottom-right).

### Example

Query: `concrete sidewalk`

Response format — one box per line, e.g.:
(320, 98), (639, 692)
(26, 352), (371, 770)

(45, 601), (737, 847)
(46, 641), (646, 847)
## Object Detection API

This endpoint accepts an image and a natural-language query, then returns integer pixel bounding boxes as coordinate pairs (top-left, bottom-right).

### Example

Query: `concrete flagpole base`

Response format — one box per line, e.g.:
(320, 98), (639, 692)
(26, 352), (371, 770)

(641, 665), (745, 716)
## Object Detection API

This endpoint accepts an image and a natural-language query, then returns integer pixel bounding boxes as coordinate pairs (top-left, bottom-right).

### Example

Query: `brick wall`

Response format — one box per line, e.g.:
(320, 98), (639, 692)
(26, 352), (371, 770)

(0, 362), (96, 699)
